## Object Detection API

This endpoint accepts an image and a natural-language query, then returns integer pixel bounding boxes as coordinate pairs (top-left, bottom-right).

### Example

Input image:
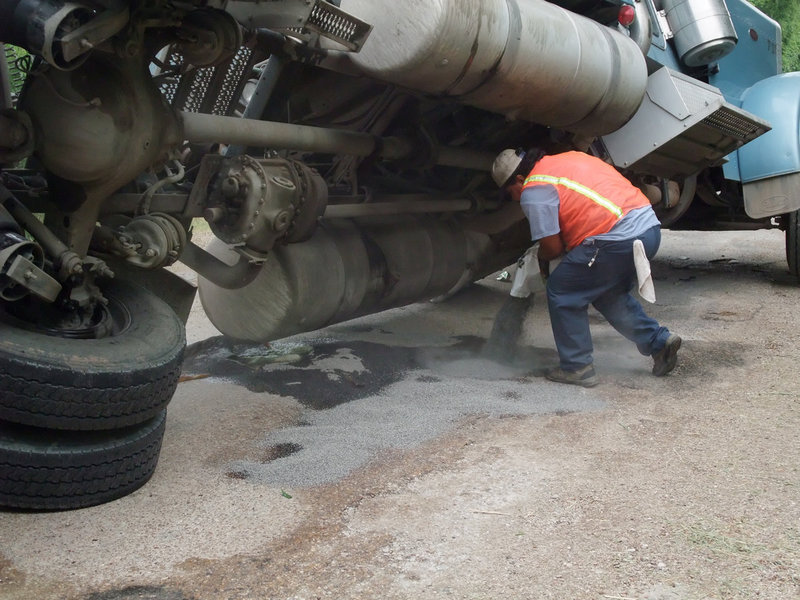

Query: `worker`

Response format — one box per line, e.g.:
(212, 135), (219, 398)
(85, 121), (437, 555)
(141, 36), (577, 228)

(491, 148), (681, 387)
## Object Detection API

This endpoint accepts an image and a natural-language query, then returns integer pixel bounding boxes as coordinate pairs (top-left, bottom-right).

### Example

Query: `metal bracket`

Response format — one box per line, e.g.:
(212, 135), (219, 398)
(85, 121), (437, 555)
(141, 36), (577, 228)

(60, 1), (130, 64)
(656, 9), (674, 40)
(4, 254), (62, 302)
(226, 0), (372, 52)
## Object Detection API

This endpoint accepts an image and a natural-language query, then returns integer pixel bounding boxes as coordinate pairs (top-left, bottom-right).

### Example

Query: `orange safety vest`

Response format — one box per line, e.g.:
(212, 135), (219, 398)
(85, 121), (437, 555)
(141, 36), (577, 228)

(523, 151), (650, 250)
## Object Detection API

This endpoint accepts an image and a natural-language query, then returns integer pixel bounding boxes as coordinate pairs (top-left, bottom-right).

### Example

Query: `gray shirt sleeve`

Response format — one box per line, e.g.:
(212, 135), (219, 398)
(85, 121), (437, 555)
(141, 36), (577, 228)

(519, 184), (560, 241)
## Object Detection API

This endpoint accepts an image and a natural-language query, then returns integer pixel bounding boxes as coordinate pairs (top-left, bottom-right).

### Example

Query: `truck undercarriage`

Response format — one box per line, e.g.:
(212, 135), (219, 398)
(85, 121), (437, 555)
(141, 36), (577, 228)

(0, 0), (795, 509)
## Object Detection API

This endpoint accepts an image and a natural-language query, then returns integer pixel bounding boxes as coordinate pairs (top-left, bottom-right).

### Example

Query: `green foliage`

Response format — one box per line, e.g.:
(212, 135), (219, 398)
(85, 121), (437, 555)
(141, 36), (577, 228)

(750, 0), (800, 72)
(3, 45), (31, 97)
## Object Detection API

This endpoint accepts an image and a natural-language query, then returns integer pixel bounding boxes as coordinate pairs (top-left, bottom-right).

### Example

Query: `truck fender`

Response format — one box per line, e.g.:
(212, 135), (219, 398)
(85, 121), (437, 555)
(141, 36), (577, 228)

(735, 73), (800, 218)
(737, 72), (800, 183)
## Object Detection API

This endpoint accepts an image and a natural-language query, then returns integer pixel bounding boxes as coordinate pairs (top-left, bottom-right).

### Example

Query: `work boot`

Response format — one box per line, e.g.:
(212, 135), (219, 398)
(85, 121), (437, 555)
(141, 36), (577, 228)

(652, 334), (682, 376)
(545, 364), (598, 387)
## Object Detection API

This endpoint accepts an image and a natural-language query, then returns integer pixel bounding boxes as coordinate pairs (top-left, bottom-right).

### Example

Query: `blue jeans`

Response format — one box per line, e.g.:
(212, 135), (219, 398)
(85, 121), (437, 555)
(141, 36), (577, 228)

(546, 225), (671, 370)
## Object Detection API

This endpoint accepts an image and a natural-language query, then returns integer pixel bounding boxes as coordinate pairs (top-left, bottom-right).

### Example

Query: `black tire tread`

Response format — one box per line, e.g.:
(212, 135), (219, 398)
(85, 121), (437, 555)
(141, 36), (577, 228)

(0, 280), (185, 430)
(0, 363), (182, 429)
(0, 411), (166, 510)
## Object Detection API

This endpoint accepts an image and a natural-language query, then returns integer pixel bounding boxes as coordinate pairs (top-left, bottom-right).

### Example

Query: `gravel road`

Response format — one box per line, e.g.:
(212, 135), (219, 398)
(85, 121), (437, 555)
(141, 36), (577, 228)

(1, 229), (798, 600)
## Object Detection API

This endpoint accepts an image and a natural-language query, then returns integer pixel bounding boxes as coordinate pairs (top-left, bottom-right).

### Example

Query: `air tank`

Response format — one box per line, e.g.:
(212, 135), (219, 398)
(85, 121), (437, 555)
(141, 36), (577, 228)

(662, 0), (738, 67)
(338, 0), (648, 136)
(198, 217), (513, 342)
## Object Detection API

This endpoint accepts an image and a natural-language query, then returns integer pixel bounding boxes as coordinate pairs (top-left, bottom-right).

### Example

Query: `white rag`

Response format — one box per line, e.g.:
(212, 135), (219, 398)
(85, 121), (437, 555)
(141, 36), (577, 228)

(510, 240), (656, 302)
(633, 239), (656, 303)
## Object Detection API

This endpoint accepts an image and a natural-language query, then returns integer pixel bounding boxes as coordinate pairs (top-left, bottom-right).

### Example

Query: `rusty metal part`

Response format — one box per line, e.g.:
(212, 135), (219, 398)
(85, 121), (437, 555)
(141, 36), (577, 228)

(59, 0), (130, 66)
(180, 111), (494, 171)
(322, 196), (472, 219)
(661, 179), (683, 209)
(460, 201), (526, 236)
(0, 200), (61, 302)
(0, 0), (128, 69)
(19, 53), (181, 254)
(198, 155), (328, 255)
(21, 56), (180, 187)
(0, 224), (61, 302)
(94, 213), (188, 270)
(227, 0), (373, 52)
(0, 110), (34, 164)
(640, 183), (662, 205)
(654, 175), (698, 227)
(176, 8), (242, 67)
(2, 189), (84, 280)
(225, 54), (286, 157)
(138, 160), (186, 215)
(100, 192), (189, 216)
(0, 0), (92, 70)
(178, 241), (262, 290)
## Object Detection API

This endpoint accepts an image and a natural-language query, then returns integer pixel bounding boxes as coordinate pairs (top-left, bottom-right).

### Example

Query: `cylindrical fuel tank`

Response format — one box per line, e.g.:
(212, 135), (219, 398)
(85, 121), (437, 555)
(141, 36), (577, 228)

(662, 0), (738, 67)
(338, 0), (648, 135)
(198, 217), (510, 342)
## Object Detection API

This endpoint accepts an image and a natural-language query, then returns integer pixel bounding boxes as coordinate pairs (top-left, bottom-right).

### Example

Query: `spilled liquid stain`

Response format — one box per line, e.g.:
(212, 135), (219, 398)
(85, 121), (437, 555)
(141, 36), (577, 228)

(182, 334), (558, 411)
(183, 336), (415, 409)
(82, 586), (193, 600)
(263, 442), (302, 461)
(183, 334), (600, 488)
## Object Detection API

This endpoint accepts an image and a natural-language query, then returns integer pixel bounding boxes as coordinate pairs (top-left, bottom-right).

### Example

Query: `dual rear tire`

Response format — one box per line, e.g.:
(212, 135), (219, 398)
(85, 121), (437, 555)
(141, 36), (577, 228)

(0, 280), (185, 510)
(0, 412), (167, 511)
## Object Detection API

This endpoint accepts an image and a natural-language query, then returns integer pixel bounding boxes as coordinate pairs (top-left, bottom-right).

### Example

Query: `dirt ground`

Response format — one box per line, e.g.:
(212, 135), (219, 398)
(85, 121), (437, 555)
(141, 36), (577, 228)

(1, 229), (799, 600)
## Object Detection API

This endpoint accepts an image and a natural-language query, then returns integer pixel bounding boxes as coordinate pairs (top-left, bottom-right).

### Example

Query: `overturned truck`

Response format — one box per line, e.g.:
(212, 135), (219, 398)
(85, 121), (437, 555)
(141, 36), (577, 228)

(0, 0), (795, 509)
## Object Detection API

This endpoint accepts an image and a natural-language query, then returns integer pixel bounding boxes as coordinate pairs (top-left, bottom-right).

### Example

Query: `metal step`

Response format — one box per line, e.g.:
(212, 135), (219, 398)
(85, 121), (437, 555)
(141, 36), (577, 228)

(602, 67), (770, 178)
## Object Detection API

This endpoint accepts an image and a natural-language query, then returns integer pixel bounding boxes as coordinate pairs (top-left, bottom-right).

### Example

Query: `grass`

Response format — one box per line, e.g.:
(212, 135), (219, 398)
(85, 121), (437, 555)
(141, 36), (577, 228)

(685, 521), (764, 556)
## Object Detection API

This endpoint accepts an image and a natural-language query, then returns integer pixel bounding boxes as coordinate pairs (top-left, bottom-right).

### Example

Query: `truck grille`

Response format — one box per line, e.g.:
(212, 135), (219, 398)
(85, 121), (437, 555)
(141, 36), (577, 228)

(305, 1), (373, 51)
(703, 105), (764, 141)
(158, 46), (261, 117)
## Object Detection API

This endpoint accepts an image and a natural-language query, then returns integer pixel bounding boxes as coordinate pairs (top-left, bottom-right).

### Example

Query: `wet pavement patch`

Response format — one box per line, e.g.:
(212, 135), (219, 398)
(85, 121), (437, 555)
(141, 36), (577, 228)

(180, 333), (598, 487)
(263, 442), (302, 462)
(193, 334), (601, 488)
(224, 441), (302, 480)
(82, 586), (193, 600)
(182, 335), (556, 410)
(183, 336), (417, 409)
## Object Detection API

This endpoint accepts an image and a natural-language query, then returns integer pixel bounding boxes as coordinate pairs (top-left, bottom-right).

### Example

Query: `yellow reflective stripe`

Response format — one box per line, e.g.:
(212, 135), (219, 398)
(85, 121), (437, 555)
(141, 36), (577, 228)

(524, 174), (624, 218)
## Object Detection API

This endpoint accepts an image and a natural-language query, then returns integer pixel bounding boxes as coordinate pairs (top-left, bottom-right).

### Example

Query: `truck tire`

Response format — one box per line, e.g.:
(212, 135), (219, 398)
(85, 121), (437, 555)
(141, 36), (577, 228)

(786, 210), (800, 278)
(0, 280), (185, 430)
(0, 411), (167, 510)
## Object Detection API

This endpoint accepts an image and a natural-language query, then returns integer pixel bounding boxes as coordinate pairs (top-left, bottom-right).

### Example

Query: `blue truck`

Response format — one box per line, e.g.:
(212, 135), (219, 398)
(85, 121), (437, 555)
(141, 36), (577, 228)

(0, 0), (796, 509)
